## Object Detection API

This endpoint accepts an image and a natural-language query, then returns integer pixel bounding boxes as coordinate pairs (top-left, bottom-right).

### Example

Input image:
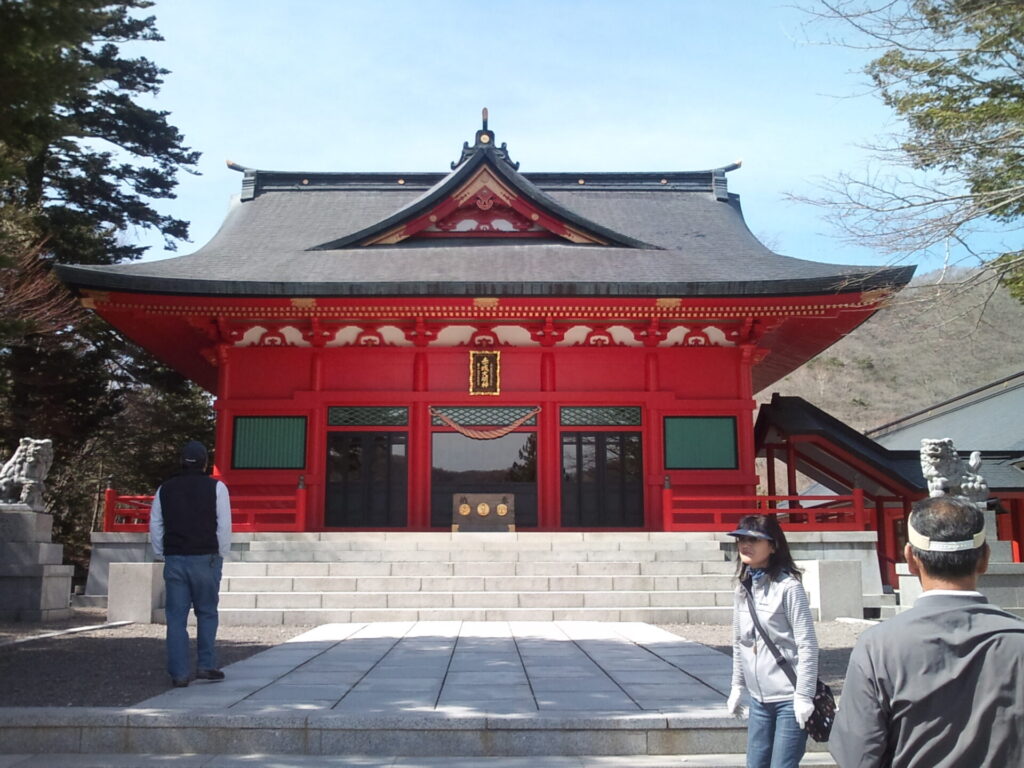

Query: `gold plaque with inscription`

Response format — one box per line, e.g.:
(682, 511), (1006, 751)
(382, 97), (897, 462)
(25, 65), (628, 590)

(469, 350), (500, 396)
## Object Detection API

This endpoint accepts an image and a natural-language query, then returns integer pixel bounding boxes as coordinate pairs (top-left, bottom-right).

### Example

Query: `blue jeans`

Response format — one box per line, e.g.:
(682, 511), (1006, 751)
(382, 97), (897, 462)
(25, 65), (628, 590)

(746, 697), (808, 768)
(163, 554), (223, 681)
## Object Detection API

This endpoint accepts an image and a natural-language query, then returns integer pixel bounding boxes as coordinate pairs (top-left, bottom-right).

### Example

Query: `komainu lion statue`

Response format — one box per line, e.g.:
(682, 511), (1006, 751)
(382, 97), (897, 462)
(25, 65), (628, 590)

(920, 437), (988, 503)
(0, 437), (54, 511)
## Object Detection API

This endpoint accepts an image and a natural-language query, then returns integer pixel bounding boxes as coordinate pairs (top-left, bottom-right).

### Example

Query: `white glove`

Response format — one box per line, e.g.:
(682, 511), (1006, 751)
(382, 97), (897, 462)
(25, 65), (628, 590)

(726, 686), (745, 717)
(793, 694), (815, 728)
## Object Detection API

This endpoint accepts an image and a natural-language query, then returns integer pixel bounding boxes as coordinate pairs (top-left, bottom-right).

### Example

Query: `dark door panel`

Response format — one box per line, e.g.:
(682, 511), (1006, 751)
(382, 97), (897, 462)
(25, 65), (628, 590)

(325, 432), (407, 527)
(561, 432), (643, 527)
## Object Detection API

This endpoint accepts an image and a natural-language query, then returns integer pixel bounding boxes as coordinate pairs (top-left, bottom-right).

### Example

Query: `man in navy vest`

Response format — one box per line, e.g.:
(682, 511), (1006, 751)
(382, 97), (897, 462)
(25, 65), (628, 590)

(149, 440), (232, 687)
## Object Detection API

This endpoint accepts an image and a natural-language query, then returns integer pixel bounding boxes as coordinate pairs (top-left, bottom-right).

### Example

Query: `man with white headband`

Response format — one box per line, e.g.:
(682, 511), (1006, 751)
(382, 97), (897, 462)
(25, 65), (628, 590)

(829, 496), (1023, 767)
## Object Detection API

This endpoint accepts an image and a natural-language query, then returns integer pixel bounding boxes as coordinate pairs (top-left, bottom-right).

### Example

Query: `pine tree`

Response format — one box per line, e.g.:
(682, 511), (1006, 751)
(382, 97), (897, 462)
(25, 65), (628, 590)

(0, 0), (200, 266)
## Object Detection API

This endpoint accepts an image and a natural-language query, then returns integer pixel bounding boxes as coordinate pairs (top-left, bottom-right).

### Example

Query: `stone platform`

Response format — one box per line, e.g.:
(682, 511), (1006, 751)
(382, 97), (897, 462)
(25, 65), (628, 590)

(0, 621), (834, 763)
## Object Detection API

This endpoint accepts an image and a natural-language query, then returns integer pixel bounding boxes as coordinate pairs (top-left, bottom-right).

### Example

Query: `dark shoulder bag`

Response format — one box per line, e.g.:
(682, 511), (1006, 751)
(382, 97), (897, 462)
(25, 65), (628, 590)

(743, 585), (836, 742)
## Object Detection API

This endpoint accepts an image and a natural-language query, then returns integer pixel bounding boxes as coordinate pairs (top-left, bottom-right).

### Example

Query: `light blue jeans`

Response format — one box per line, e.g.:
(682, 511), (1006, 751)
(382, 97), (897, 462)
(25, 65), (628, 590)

(163, 554), (222, 681)
(746, 697), (808, 768)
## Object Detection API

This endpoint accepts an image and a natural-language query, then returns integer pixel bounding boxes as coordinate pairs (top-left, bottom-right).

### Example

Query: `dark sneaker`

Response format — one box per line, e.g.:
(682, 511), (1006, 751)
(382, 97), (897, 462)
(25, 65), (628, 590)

(172, 678), (189, 688)
(195, 668), (225, 681)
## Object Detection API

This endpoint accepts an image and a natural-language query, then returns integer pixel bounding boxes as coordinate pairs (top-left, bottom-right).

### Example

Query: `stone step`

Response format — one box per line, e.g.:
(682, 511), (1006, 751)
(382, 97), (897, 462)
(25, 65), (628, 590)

(246, 539), (729, 553)
(202, 605), (735, 625)
(237, 547), (729, 563)
(221, 574), (737, 593)
(218, 589), (733, 611)
(237, 531), (727, 545)
(223, 560), (736, 578)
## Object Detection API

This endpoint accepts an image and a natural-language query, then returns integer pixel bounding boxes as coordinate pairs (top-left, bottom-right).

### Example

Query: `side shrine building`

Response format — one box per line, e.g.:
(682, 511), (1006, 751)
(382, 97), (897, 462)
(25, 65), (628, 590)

(57, 118), (914, 534)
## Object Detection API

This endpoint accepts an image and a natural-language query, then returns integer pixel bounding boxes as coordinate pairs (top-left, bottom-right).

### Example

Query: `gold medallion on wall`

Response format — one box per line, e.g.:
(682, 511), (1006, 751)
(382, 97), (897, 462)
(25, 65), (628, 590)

(469, 350), (500, 396)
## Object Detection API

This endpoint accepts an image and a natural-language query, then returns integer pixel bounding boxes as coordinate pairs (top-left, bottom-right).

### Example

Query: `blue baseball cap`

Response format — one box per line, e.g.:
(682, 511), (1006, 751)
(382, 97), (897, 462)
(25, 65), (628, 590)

(727, 527), (774, 541)
(181, 440), (208, 466)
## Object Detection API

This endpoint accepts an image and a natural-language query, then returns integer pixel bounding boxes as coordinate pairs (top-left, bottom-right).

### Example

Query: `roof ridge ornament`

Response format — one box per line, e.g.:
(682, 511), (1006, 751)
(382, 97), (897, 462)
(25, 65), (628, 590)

(452, 108), (519, 170)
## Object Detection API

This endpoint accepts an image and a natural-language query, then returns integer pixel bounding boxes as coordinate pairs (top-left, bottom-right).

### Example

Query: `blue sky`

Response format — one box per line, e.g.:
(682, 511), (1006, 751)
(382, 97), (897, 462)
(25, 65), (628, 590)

(129, 0), (934, 271)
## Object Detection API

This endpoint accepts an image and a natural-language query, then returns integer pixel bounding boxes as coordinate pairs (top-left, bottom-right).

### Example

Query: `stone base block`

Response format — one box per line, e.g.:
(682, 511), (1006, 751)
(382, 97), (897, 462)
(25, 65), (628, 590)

(0, 564), (74, 621)
(85, 532), (153, 596)
(797, 559), (863, 621)
(0, 506), (55, 542)
(108, 562), (165, 623)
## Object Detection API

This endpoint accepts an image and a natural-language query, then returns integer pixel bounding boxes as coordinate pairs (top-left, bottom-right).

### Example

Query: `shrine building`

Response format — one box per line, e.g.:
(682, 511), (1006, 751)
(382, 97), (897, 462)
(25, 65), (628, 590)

(56, 117), (915, 534)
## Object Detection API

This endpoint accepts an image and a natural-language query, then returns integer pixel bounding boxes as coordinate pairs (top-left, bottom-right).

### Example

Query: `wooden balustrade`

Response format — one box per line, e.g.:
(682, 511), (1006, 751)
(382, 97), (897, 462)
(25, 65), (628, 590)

(660, 487), (868, 531)
(102, 486), (308, 532)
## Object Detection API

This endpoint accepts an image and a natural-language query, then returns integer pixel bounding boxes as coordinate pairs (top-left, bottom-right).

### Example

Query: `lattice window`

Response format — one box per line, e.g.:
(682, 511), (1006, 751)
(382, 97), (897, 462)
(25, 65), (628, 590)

(560, 407), (642, 427)
(431, 406), (537, 427)
(328, 406), (409, 427)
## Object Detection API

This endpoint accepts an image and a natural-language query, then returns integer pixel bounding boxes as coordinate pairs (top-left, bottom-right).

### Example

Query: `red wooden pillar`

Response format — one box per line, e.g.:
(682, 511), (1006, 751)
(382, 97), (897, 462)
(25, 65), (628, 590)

(1011, 499), (1023, 563)
(785, 439), (801, 508)
(736, 344), (760, 494)
(538, 351), (558, 529)
(213, 342), (233, 478)
(852, 487), (866, 527)
(303, 347), (325, 530)
(102, 481), (117, 532)
(410, 351), (431, 529)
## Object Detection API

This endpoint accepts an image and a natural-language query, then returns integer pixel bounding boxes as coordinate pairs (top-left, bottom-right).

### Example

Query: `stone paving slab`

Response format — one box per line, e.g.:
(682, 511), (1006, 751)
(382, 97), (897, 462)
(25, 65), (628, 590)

(136, 621), (731, 714)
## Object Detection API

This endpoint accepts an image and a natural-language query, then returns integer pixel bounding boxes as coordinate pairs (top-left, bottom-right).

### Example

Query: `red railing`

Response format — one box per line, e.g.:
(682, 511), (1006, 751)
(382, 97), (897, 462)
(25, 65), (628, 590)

(661, 487), (868, 532)
(103, 485), (308, 533)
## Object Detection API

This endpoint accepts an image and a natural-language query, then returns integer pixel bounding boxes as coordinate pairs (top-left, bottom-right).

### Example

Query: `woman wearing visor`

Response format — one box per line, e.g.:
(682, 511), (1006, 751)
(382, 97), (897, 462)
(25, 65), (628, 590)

(725, 514), (819, 768)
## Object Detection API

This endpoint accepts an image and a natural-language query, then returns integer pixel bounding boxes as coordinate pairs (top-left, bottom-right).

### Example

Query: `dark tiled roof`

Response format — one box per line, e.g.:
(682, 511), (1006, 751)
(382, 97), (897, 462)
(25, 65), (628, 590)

(56, 137), (915, 298)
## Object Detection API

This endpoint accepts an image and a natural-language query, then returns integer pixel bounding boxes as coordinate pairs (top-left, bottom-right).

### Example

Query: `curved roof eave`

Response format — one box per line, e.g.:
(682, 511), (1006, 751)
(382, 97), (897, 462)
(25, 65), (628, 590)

(56, 263), (916, 300)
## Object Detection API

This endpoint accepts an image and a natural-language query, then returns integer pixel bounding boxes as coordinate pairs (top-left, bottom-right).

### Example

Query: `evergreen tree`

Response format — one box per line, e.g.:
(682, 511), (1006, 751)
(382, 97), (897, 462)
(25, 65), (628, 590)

(0, 0), (199, 265)
(0, 1), (207, 577)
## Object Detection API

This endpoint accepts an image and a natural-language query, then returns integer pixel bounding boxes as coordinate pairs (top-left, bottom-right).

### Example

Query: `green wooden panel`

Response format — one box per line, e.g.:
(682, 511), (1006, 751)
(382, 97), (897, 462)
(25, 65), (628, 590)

(233, 416), (307, 469)
(664, 416), (737, 469)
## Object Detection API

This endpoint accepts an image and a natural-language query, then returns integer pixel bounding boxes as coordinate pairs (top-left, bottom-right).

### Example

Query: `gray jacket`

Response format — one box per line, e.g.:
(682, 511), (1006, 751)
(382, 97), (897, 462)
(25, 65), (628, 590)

(829, 592), (1024, 768)
(731, 571), (818, 702)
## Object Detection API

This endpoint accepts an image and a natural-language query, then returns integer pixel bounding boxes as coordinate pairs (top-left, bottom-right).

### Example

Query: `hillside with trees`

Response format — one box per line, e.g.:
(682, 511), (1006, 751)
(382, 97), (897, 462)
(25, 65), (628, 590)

(763, 268), (1024, 432)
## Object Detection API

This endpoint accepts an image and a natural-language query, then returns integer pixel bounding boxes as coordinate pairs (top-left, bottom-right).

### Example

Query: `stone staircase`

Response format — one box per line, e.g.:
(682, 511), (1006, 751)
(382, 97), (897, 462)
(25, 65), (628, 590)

(204, 532), (737, 626)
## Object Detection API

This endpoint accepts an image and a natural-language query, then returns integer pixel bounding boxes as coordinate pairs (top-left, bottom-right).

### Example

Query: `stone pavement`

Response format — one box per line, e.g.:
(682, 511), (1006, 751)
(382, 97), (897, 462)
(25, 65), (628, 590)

(140, 620), (731, 713)
(0, 621), (835, 765)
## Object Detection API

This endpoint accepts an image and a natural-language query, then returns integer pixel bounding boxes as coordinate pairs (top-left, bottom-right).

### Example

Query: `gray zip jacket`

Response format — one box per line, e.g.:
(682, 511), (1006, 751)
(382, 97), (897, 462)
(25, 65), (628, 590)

(731, 571), (818, 702)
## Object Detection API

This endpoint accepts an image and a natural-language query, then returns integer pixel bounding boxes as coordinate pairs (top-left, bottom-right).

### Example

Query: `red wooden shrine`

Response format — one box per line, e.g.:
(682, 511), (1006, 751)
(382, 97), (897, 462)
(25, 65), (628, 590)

(59, 115), (915, 533)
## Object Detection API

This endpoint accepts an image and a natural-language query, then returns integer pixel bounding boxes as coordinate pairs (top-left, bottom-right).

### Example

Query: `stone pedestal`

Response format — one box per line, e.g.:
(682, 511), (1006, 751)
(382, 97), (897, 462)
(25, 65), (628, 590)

(108, 562), (164, 623)
(797, 559), (864, 621)
(983, 507), (1014, 562)
(0, 503), (73, 621)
